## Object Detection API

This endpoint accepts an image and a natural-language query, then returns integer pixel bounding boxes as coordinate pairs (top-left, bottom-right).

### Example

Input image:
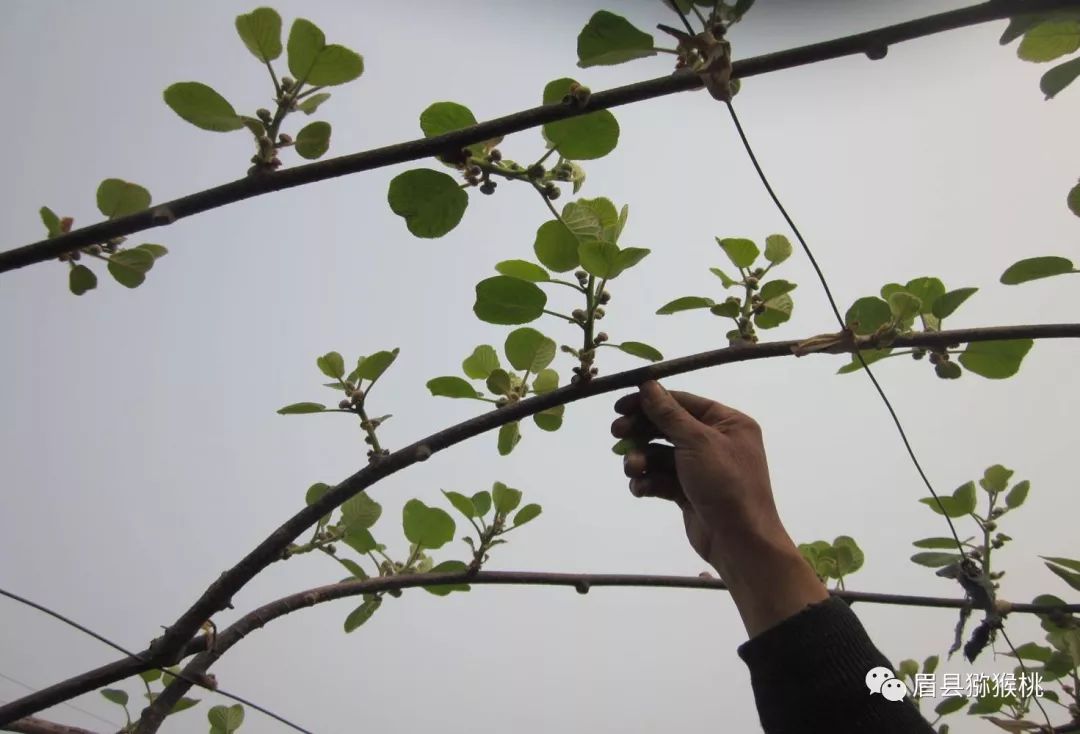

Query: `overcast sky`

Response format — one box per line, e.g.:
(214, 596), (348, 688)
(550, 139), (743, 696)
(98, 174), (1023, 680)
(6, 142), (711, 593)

(2, 1), (1079, 732)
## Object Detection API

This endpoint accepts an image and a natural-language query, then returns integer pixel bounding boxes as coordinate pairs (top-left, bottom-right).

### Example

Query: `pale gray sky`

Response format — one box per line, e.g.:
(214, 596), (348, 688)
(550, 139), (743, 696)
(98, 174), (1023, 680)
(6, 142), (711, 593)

(1, 2), (1078, 733)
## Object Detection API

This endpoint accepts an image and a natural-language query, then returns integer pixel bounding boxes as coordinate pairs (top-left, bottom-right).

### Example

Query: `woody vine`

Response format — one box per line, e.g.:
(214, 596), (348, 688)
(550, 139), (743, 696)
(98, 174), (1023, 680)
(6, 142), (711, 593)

(2, 2), (1080, 734)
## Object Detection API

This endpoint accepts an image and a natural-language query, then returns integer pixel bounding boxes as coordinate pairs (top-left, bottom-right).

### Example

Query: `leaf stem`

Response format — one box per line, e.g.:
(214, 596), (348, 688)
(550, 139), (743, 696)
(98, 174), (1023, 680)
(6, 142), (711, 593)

(543, 309), (577, 323)
(266, 62), (281, 98)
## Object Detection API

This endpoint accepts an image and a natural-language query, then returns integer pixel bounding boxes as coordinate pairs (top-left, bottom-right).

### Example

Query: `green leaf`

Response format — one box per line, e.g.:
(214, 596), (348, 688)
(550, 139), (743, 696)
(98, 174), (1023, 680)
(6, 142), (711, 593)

(1006, 642), (1054, 663)
(513, 503), (542, 527)
(934, 697), (968, 715)
(1042, 556), (1080, 573)
(763, 234), (792, 264)
(1005, 480), (1030, 508)
(578, 241), (623, 279)
(565, 197), (620, 241)
(40, 206), (61, 237)
(577, 11), (655, 67)
(305, 482), (332, 524)
(163, 82), (244, 132)
(618, 341), (663, 362)
(170, 697), (199, 714)
(343, 527), (376, 554)
(832, 536), (864, 576)
(139, 669), (162, 684)
(505, 328), (556, 372)
(341, 492), (381, 529)
(887, 291), (921, 321)
(923, 655), (939, 674)
(208, 703), (245, 733)
(958, 339), (1033, 379)
(932, 287), (977, 319)
(97, 179), (151, 219)
(474, 276), (547, 325)
(462, 345), (500, 380)
(913, 537), (962, 549)
(442, 490), (477, 518)
(709, 268), (738, 287)
(388, 169), (468, 238)
(919, 481), (976, 517)
(1069, 181), (1080, 217)
(427, 376), (480, 399)
(486, 369), (512, 396)
(1000, 256), (1076, 284)
(355, 348), (399, 382)
(716, 237), (759, 268)
(69, 264), (97, 296)
(754, 293), (793, 329)
(100, 688), (128, 706)
(277, 402), (327, 414)
(402, 499), (455, 549)
(836, 348), (893, 374)
(492, 482), (523, 513)
(532, 369), (559, 394)
(136, 244), (168, 260)
(904, 278), (945, 315)
(1018, 20), (1080, 62)
(710, 300), (741, 318)
(495, 260), (549, 282)
(424, 560), (471, 596)
(419, 101), (500, 158)
(911, 551), (963, 567)
(533, 404), (564, 431)
(534, 219), (581, 272)
(1041, 55), (1080, 97)
(235, 7), (282, 62)
(107, 248), (156, 288)
(295, 121), (331, 159)
(1044, 560), (1080, 591)
(471, 491), (492, 516)
(759, 280), (797, 301)
(845, 296), (891, 334)
(344, 597), (381, 632)
(657, 296), (715, 315)
(980, 464), (1014, 493)
(897, 659), (919, 680)
(497, 421), (521, 455)
(541, 78), (619, 160)
(287, 18), (363, 86)
(317, 351), (345, 379)
(297, 92), (331, 114)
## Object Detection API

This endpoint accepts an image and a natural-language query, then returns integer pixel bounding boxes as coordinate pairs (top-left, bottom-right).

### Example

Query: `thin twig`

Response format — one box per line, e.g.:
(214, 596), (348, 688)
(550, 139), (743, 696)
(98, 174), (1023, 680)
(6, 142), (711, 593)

(3, 0), (1076, 272)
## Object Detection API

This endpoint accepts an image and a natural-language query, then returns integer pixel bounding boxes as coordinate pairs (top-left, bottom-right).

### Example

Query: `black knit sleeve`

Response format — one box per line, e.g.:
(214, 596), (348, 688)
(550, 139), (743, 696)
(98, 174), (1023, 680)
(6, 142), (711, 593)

(736, 596), (937, 734)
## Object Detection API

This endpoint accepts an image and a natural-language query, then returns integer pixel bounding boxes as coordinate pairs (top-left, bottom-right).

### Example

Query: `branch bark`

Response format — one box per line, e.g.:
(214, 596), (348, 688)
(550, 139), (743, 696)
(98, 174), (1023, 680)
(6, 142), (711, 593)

(3, 323), (1078, 727)
(2, 0), (1076, 273)
(134, 570), (1080, 732)
(2, 717), (100, 734)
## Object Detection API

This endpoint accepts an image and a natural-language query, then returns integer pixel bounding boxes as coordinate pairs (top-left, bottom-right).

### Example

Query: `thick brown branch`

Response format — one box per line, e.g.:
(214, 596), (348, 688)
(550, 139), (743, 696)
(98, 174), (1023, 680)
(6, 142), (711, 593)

(3, 717), (99, 734)
(2, 0), (1076, 273)
(5, 323), (1078, 727)
(137, 570), (1080, 732)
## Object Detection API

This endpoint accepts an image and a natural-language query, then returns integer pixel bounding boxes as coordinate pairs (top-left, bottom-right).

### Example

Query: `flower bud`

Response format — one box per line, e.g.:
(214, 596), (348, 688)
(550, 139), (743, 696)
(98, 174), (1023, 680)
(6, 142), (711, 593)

(256, 108), (272, 122)
(278, 133), (293, 145)
(571, 308), (586, 322)
(489, 149), (502, 162)
(467, 165), (482, 178)
(595, 332), (609, 343)
(480, 181), (497, 195)
(745, 276), (759, 289)
(594, 307), (605, 319)
(912, 347), (926, 361)
(338, 399), (351, 410)
(527, 164), (545, 179)
(575, 270), (588, 283)
(599, 290), (611, 304)
(281, 76), (295, 90)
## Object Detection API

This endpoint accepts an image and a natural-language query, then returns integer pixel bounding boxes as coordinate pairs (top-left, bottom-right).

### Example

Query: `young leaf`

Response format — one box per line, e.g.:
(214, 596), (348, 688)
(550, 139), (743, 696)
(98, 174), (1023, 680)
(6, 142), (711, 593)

(709, 268), (738, 288)
(541, 78), (619, 160)
(563, 198), (617, 241)
(979, 464), (1014, 493)
(139, 669), (162, 684)
(497, 421), (521, 455)
(341, 492), (382, 529)
(710, 301), (741, 318)
(932, 287), (977, 319)
(471, 491), (492, 516)
(344, 597), (381, 632)
(69, 264), (97, 296)
(958, 339), (1033, 379)
(473, 276), (547, 325)
(97, 179), (151, 219)
(764, 234), (792, 264)
(904, 277), (945, 315)
(912, 537), (962, 549)
(577, 11), (655, 67)
(442, 490), (477, 518)
(462, 345), (500, 380)
(513, 503), (542, 527)
(424, 560), (470, 596)
(492, 482), (523, 513)
(533, 404), (564, 431)
(427, 376), (480, 399)
(532, 368), (559, 394)
(297, 92), (331, 114)
(832, 536), (864, 576)
(716, 237), (759, 269)
(1069, 181), (1080, 217)
(420, 101), (476, 137)
(277, 402), (327, 414)
(100, 689), (128, 706)
(910, 551), (963, 567)
(107, 248), (156, 288)
(759, 280), (797, 300)
(1041, 55), (1080, 97)
(486, 369), (512, 396)
(836, 348), (892, 374)
(618, 341), (663, 362)
(1000, 256), (1076, 284)
(388, 169), (468, 238)
(317, 351), (345, 379)
(40, 206), (62, 237)
(1005, 480), (1030, 508)
(136, 244), (169, 260)
(887, 291), (921, 322)
(754, 293), (793, 329)
(287, 18), (364, 86)
(163, 82), (244, 132)
(208, 703), (245, 733)
(845, 297), (891, 334)
(1043, 560), (1080, 591)
(504, 328), (556, 372)
(495, 260), (549, 282)
(295, 121), (332, 159)
(355, 348), (399, 382)
(656, 296), (715, 315)
(402, 499), (455, 549)
(1017, 20), (1080, 62)
(534, 219), (580, 272)
(343, 527), (376, 554)
(235, 7), (283, 62)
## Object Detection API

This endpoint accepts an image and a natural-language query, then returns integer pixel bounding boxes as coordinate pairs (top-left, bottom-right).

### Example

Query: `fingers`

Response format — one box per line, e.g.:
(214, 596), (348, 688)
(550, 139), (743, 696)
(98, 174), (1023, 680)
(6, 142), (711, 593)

(623, 444), (686, 506)
(610, 413), (662, 441)
(638, 381), (708, 446)
(614, 385), (722, 419)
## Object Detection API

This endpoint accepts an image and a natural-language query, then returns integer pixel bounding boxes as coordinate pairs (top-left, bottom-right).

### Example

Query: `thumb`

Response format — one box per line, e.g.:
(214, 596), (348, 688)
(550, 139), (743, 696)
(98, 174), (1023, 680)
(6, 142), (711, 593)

(638, 381), (705, 446)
